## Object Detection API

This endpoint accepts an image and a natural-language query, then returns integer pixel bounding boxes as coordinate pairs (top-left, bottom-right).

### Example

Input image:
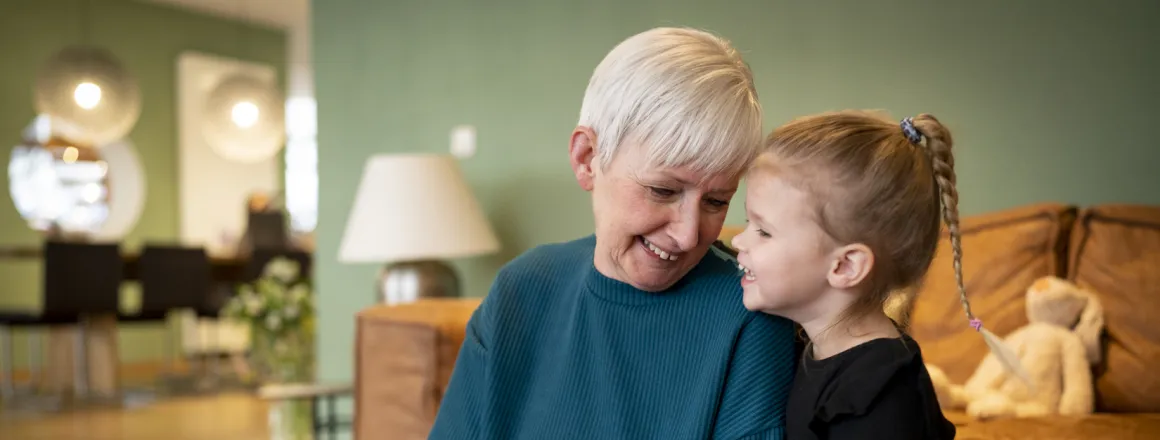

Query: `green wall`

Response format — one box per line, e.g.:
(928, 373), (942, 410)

(315, 0), (1159, 422)
(0, 0), (285, 369)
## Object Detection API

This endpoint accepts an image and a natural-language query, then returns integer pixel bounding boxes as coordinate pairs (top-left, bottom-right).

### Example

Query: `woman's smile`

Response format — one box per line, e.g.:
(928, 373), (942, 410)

(639, 235), (680, 261)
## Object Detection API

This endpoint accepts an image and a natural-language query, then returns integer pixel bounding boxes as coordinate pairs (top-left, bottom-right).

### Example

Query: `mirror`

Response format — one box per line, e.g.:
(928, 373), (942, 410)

(7, 114), (145, 240)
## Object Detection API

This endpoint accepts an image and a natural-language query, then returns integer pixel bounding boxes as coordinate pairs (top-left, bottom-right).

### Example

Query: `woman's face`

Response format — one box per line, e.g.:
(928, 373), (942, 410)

(571, 128), (740, 292)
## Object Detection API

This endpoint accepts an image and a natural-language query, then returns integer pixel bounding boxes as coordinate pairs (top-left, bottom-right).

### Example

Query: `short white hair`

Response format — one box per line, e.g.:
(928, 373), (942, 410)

(578, 27), (764, 179)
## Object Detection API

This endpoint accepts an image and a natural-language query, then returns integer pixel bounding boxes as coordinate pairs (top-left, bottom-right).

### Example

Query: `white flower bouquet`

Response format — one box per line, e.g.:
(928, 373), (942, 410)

(221, 256), (315, 383)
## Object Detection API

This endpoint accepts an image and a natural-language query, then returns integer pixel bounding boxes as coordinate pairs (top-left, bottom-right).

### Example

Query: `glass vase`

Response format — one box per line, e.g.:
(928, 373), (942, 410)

(250, 324), (316, 440)
(267, 399), (314, 440)
(250, 323), (315, 384)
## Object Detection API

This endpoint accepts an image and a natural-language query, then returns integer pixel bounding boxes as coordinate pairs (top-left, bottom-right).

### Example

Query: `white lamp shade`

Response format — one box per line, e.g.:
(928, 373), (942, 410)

(34, 45), (142, 147)
(338, 153), (500, 263)
(202, 73), (286, 163)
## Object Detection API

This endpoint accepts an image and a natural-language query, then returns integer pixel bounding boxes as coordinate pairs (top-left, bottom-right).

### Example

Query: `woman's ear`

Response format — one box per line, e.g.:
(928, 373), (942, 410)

(827, 243), (874, 290)
(570, 126), (597, 191)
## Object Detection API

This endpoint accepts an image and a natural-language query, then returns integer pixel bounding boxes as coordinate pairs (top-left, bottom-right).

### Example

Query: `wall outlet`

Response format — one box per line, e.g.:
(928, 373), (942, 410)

(451, 125), (476, 158)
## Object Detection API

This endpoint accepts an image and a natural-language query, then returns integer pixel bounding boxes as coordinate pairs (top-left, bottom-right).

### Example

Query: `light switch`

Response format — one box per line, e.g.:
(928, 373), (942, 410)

(451, 125), (476, 158)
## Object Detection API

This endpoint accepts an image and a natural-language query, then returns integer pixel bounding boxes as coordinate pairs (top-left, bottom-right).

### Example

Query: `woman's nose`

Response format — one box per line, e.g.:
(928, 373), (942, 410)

(668, 205), (700, 251)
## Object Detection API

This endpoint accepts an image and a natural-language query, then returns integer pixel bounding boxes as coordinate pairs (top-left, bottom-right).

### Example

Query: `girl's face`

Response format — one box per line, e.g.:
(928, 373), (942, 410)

(731, 172), (836, 318)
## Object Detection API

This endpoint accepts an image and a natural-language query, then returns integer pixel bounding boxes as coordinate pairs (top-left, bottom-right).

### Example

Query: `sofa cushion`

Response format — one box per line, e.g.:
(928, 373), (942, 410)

(908, 203), (1076, 383)
(355, 298), (482, 440)
(1068, 204), (1160, 413)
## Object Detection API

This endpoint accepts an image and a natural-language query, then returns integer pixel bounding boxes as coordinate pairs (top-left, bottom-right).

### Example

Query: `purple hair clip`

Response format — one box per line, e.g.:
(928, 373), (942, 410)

(969, 318), (983, 332)
(900, 117), (923, 145)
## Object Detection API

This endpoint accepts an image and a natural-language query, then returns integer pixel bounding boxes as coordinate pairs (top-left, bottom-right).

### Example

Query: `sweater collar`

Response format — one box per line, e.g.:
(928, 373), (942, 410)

(582, 249), (712, 306)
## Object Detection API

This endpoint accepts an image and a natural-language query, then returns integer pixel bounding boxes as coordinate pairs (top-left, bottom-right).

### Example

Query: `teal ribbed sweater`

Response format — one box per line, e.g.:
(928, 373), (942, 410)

(429, 235), (796, 439)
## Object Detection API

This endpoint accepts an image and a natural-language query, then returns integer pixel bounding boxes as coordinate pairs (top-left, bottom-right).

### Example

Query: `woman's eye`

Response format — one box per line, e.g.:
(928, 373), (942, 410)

(706, 198), (728, 208)
(649, 187), (676, 197)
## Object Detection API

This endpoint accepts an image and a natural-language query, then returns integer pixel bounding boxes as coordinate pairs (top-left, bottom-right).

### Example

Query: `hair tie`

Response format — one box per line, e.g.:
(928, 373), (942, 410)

(900, 117), (923, 145)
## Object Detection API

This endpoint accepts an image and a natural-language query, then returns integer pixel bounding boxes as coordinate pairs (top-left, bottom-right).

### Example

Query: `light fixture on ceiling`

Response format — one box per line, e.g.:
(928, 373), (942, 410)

(34, 45), (141, 147)
(202, 72), (286, 163)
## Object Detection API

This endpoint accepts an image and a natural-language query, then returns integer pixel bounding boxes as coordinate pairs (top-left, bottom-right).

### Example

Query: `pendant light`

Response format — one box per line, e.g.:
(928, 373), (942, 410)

(201, 0), (286, 163)
(202, 72), (286, 163)
(34, 0), (141, 147)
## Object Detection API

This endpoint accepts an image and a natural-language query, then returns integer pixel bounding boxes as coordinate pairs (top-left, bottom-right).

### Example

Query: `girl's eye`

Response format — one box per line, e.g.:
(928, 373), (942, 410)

(744, 218), (771, 238)
(649, 187), (676, 197)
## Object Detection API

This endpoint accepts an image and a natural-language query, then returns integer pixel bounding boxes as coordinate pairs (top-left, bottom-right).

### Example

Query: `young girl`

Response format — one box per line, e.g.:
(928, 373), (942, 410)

(732, 111), (963, 439)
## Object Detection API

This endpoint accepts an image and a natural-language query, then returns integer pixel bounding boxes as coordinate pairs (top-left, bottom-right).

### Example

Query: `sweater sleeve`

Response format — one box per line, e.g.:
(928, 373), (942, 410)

(428, 294), (493, 439)
(711, 313), (797, 440)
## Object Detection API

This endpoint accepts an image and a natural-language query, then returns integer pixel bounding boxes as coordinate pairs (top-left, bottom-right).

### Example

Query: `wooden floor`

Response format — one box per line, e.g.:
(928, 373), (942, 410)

(1, 392), (272, 440)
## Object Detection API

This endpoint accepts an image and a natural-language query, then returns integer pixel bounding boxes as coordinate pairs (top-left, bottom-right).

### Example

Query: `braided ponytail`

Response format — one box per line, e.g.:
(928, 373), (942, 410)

(906, 114), (1033, 387)
(909, 115), (974, 324)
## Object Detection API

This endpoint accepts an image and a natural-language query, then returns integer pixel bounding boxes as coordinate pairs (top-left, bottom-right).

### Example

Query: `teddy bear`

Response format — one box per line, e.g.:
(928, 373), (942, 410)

(925, 276), (1105, 420)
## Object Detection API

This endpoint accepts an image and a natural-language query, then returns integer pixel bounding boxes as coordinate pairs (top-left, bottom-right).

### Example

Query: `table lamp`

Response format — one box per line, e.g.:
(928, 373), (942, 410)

(338, 153), (500, 304)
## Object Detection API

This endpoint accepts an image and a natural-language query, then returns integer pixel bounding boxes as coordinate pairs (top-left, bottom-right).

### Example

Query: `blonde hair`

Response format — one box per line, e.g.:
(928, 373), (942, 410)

(755, 110), (967, 331)
(578, 27), (763, 179)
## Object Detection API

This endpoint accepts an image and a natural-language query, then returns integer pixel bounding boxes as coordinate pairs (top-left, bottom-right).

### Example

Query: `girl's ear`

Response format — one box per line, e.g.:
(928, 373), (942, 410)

(827, 243), (874, 290)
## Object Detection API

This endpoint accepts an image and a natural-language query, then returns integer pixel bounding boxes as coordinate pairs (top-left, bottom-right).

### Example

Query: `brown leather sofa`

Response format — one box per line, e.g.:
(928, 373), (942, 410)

(904, 203), (1160, 438)
(354, 203), (1160, 439)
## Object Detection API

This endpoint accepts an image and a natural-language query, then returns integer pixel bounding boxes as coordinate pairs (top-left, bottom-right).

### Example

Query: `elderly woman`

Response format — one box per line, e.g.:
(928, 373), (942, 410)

(430, 27), (796, 439)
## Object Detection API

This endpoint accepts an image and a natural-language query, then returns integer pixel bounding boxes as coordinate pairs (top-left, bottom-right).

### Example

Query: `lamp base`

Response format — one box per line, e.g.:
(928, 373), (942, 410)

(377, 260), (460, 305)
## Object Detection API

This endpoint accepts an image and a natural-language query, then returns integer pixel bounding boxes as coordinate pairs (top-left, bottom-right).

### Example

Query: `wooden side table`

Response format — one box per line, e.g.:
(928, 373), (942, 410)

(354, 298), (481, 440)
